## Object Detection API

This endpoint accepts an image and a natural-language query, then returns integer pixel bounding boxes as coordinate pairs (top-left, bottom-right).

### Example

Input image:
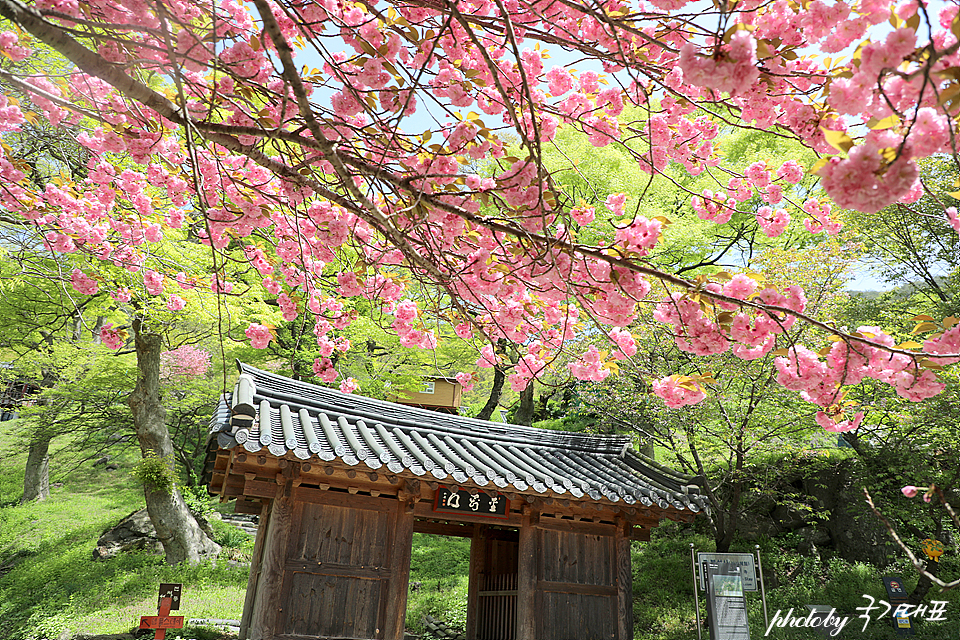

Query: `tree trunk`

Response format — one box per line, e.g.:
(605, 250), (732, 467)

(908, 559), (939, 605)
(21, 433), (50, 503)
(715, 524), (735, 553)
(514, 381), (535, 426)
(129, 318), (219, 564)
(476, 365), (506, 421)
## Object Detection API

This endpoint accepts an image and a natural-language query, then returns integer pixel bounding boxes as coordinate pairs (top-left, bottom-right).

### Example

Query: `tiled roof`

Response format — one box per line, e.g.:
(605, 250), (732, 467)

(209, 362), (705, 513)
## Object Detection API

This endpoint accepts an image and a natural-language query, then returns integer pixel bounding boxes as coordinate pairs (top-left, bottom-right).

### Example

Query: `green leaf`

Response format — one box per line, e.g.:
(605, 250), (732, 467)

(821, 128), (854, 154)
(866, 114), (899, 130)
(895, 341), (923, 349)
(912, 322), (939, 334)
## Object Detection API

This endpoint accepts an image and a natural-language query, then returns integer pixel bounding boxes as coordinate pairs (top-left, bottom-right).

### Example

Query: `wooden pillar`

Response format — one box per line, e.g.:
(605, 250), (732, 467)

(248, 479), (294, 640)
(516, 505), (538, 640)
(383, 500), (416, 640)
(239, 501), (271, 640)
(466, 524), (488, 640)
(615, 516), (634, 640)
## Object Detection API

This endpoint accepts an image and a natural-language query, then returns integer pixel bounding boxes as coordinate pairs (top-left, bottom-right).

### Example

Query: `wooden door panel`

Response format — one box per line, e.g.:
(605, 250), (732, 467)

(283, 572), (383, 638)
(294, 502), (390, 567)
(539, 529), (614, 586)
(535, 529), (619, 640)
(537, 592), (616, 640)
(278, 498), (397, 639)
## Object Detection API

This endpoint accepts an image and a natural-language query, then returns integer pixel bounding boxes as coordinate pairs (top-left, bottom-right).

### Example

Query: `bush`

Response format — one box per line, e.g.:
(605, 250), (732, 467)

(405, 575), (469, 636)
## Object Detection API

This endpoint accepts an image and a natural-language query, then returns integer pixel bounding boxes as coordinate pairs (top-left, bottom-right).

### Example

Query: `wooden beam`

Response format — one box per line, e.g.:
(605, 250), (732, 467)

(413, 519), (475, 538)
(293, 485), (394, 511)
(239, 501), (269, 640)
(534, 580), (618, 596)
(516, 506), (538, 640)
(248, 478), (293, 639)
(243, 477), (278, 500)
(412, 500), (521, 527)
(631, 527), (651, 542)
(535, 517), (616, 538)
(615, 516), (633, 640)
(234, 497), (263, 515)
(383, 501), (415, 640)
(465, 524), (487, 640)
(282, 559), (389, 580)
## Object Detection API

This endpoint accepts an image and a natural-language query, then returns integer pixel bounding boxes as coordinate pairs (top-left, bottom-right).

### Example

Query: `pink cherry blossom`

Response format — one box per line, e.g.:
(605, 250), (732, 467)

(901, 485), (918, 498)
(160, 344), (210, 379)
(245, 323), (273, 349)
(819, 131), (919, 213)
(756, 206), (790, 238)
(455, 371), (475, 392)
(143, 269), (163, 295)
(815, 410), (863, 433)
(678, 31), (760, 96)
(313, 357), (338, 383)
(477, 344), (498, 368)
(4, 0), (957, 423)
(99, 323), (125, 350)
(339, 378), (358, 394)
(652, 375), (707, 408)
(71, 269), (99, 295)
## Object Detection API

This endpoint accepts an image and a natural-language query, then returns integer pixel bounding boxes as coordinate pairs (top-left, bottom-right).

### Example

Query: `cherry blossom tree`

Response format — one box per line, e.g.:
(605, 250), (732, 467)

(0, 0), (958, 447)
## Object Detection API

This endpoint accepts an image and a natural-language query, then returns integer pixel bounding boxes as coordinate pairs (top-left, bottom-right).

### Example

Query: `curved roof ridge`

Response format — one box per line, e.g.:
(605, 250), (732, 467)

(210, 362), (707, 513)
(238, 361), (630, 455)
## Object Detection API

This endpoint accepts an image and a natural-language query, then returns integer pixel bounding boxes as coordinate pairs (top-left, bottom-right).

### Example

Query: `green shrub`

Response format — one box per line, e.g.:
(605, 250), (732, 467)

(132, 452), (176, 495)
(405, 575), (469, 636)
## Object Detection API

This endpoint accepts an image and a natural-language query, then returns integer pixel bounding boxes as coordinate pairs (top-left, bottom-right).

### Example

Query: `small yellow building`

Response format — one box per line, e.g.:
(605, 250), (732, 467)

(392, 376), (463, 413)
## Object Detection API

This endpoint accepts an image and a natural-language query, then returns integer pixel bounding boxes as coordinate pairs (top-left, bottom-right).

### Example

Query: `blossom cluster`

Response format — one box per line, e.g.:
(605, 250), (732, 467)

(160, 344), (212, 380)
(0, 0), (956, 434)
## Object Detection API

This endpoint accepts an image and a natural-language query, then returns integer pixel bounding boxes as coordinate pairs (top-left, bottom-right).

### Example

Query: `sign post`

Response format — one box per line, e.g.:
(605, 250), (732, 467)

(139, 584), (184, 640)
(691, 543), (703, 640)
(755, 545), (768, 629)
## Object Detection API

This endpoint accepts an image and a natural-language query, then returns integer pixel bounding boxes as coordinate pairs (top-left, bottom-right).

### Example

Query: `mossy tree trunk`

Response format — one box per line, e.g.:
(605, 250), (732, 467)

(128, 318), (219, 564)
(21, 434), (50, 503)
(514, 381), (535, 426)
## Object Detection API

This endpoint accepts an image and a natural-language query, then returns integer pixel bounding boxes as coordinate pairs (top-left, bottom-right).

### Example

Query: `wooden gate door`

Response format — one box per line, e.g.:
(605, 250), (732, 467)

(275, 494), (412, 639)
(469, 527), (519, 640)
(534, 528), (620, 640)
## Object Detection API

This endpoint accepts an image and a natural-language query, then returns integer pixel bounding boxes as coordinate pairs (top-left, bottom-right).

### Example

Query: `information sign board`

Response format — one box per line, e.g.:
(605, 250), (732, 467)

(705, 561), (751, 640)
(158, 583), (182, 610)
(698, 553), (758, 592)
(882, 576), (913, 636)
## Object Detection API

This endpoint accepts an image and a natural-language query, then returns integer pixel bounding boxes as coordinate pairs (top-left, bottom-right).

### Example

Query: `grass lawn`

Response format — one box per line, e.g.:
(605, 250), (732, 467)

(0, 429), (251, 640)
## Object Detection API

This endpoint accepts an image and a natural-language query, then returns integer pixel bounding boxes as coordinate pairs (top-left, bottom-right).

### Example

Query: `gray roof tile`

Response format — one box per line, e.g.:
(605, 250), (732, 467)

(211, 363), (705, 513)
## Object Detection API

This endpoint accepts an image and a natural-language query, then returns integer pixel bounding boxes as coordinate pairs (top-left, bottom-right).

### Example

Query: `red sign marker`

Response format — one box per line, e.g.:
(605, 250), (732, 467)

(139, 616), (185, 630)
(139, 589), (185, 640)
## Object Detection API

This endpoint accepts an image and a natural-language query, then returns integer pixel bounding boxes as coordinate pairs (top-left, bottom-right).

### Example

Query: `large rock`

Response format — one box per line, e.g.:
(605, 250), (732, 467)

(803, 460), (898, 566)
(93, 509), (163, 559)
(94, 507), (218, 560)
